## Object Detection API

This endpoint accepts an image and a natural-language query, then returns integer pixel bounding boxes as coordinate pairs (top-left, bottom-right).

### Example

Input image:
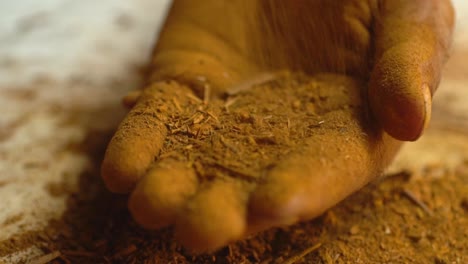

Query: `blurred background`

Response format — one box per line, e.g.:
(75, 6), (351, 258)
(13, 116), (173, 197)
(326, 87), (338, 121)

(0, 0), (467, 262)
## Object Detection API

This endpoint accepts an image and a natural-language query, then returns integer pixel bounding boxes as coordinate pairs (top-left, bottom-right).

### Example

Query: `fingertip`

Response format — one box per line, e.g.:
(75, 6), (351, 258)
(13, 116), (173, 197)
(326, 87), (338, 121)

(101, 116), (168, 193)
(248, 165), (321, 230)
(101, 136), (153, 193)
(128, 160), (198, 230)
(369, 47), (433, 141)
(369, 82), (431, 142)
(175, 180), (247, 253)
(101, 155), (137, 194)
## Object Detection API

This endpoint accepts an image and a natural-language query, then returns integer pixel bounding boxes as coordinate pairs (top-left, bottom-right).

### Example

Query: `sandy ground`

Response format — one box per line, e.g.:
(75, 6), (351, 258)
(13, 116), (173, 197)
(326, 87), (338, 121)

(0, 1), (467, 263)
(0, 0), (170, 261)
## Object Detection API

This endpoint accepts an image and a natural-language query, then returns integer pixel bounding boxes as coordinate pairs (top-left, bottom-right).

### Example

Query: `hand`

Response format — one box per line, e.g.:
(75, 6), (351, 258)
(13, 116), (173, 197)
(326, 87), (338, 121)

(101, 0), (454, 252)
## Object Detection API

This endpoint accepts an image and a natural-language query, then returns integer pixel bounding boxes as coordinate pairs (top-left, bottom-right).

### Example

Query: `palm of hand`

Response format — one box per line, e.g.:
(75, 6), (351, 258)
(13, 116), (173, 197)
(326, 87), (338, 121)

(101, 0), (453, 253)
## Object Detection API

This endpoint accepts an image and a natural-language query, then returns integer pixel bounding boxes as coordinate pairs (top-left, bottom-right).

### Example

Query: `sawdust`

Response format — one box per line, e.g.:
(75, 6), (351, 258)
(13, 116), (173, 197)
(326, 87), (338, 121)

(1, 72), (467, 263)
(0, 0), (463, 261)
(2, 145), (467, 263)
(146, 72), (367, 182)
(103, 72), (401, 251)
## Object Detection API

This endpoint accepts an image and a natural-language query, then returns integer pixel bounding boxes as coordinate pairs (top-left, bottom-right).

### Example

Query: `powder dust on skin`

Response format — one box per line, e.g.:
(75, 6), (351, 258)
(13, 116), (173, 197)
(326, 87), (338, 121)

(107, 73), (402, 252)
(101, 0), (454, 253)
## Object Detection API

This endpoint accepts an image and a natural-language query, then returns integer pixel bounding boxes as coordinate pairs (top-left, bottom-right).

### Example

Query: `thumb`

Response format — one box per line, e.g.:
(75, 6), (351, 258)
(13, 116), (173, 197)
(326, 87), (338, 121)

(369, 0), (454, 141)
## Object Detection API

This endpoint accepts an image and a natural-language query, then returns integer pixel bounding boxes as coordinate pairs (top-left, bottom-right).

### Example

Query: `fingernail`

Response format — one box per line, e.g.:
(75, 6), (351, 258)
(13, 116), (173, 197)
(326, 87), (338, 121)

(421, 84), (432, 131)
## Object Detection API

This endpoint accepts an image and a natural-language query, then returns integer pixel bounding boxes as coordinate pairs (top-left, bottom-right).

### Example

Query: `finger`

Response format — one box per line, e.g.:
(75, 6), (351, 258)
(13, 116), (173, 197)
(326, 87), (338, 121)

(175, 179), (251, 253)
(128, 159), (198, 229)
(101, 81), (191, 193)
(149, 0), (258, 98)
(369, 0), (454, 141)
(248, 119), (401, 233)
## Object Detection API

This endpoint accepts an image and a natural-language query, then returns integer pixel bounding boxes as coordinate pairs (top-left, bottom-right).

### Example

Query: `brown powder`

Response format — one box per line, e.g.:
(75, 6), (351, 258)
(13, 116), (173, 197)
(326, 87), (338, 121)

(1, 73), (466, 263)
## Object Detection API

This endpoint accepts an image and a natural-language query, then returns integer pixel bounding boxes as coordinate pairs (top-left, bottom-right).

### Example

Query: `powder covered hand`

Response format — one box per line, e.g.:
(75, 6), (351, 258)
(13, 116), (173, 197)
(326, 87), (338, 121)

(101, 0), (454, 252)
(368, 0), (454, 141)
